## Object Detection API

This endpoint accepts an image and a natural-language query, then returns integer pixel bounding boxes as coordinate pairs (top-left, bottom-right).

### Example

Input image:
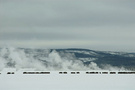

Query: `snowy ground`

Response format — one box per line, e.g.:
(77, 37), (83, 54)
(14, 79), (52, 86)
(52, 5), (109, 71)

(0, 70), (135, 90)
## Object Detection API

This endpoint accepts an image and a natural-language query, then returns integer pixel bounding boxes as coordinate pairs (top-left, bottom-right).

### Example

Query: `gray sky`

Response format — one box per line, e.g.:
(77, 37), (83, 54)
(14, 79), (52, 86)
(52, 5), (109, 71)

(0, 0), (135, 52)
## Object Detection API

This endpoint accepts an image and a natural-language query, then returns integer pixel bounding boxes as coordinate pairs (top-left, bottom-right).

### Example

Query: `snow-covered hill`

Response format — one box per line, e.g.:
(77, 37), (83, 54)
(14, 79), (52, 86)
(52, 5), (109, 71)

(0, 48), (135, 71)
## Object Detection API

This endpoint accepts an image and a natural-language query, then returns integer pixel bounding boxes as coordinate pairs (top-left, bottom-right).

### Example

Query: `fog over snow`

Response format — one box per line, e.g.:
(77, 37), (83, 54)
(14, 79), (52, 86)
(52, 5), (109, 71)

(0, 0), (135, 52)
(1, 47), (125, 71)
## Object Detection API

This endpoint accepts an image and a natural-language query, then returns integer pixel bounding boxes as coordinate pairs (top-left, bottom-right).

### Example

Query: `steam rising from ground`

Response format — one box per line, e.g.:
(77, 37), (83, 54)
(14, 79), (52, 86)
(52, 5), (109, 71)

(0, 47), (124, 71)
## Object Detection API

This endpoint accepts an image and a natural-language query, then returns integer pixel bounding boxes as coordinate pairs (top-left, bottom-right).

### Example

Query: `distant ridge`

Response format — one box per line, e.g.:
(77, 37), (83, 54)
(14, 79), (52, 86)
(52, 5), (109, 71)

(0, 48), (135, 70)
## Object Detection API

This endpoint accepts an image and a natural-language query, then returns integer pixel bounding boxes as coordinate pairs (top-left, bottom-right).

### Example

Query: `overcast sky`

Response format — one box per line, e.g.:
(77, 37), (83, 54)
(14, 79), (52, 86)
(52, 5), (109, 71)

(0, 0), (135, 52)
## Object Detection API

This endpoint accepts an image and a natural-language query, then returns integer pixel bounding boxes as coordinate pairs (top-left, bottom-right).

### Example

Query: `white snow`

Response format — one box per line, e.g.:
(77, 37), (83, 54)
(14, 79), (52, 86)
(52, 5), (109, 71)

(0, 70), (135, 90)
